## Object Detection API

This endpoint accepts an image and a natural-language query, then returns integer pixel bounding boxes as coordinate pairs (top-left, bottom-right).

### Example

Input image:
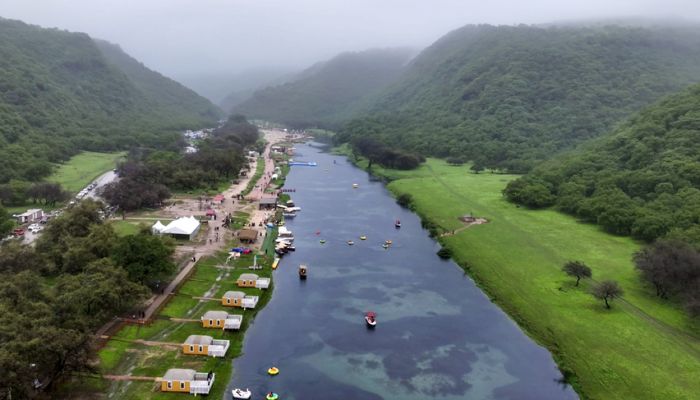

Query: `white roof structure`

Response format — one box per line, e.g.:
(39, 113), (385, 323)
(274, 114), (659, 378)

(153, 216), (200, 237)
(152, 221), (167, 234)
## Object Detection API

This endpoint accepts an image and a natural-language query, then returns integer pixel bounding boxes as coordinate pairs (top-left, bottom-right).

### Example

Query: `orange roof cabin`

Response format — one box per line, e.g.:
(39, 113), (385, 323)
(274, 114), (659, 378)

(221, 290), (259, 309)
(236, 273), (270, 289)
(182, 335), (230, 357)
(160, 368), (214, 395)
(200, 310), (242, 330)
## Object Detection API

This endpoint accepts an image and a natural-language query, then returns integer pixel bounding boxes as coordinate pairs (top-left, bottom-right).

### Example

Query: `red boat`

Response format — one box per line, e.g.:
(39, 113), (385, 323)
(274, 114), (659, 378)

(365, 311), (377, 328)
(395, 219), (401, 228)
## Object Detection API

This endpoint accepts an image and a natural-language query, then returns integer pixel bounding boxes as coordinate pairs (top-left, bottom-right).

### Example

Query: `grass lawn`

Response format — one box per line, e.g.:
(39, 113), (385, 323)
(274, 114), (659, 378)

(367, 158), (700, 400)
(109, 220), (154, 237)
(48, 151), (126, 193)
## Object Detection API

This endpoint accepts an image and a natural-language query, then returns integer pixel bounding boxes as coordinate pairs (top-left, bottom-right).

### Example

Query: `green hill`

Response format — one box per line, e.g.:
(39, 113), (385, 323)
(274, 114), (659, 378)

(504, 82), (700, 246)
(232, 48), (414, 127)
(0, 18), (222, 183)
(340, 24), (700, 172)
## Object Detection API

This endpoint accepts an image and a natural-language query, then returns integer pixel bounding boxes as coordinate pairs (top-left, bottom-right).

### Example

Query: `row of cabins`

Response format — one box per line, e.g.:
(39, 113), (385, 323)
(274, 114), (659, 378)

(161, 273), (270, 395)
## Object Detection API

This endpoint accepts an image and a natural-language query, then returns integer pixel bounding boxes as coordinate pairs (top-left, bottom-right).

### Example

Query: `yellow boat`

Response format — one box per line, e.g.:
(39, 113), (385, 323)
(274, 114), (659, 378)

(272, 258), (280, 270)
(360, 235), (367, 240)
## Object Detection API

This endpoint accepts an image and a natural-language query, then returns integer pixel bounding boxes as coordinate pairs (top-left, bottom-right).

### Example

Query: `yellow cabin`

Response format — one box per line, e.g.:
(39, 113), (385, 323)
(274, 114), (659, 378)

(221, 291), (259, 309)
(182, 335), (230, 357)
(160, 368), (214, 395)
(201, 310), (243, 330)
(237, 273), (258, 288)
(236, 273), (270, 289)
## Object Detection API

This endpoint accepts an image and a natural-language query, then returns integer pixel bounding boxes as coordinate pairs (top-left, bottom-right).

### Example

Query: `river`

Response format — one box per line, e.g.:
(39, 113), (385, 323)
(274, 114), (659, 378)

(226, 143), (577, 400)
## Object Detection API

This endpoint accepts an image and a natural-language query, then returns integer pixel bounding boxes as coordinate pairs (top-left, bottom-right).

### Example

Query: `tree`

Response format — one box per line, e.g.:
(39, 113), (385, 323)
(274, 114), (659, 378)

(112, 232), (175, 286)
(0, 205), (13, 236)
(437, 247), (453, 259)
(0, 242), (44, 274)
(591, 280), (624, 309)
(396, 193), (413, 208)
(562, 261), (592, 286)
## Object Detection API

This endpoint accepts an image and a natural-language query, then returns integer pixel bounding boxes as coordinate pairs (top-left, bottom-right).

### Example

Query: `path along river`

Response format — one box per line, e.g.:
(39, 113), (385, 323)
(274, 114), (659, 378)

(226, 143), (578, 400)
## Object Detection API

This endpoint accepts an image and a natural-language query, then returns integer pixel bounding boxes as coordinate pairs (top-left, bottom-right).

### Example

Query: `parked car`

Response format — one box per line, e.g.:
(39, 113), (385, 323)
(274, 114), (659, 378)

(13, 228), (25, 237)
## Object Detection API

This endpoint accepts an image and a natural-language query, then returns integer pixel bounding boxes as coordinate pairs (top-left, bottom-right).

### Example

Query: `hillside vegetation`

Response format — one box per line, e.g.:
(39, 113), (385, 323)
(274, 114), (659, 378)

(340, 24), (700, 172)
(232, 48), (414, 127)
(505, 83), (700, 246)
(0, 18), (221, 184)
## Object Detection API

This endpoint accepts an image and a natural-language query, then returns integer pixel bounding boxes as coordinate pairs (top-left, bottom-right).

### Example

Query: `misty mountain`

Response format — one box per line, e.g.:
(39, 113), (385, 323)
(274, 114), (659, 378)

(340, 24), (700, 172)
(232, 48), (416, 127)
(0, 18), (221, 183)
(178, 67), (297, 107)
(504, 82), (700, 245)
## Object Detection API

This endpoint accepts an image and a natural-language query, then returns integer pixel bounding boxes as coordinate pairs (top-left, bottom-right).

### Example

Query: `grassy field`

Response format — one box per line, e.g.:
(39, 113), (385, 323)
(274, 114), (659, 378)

(48, 151), (125, 193)
(360, 158), (699, 400)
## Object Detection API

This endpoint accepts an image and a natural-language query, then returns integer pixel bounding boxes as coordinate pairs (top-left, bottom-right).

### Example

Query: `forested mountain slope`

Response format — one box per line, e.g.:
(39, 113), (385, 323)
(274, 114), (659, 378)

(504, 83), (700, 245)
(232, 48), (414, 127)
(340, 24), (700, 172)
(0, 18), (221, 183)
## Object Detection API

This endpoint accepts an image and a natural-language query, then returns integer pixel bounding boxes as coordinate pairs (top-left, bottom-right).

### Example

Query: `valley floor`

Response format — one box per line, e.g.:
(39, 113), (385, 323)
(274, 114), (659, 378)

(360, 158), (699, 400)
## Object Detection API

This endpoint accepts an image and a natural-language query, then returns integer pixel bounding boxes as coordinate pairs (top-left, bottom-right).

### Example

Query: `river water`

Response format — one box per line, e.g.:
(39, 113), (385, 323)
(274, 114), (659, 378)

(226, 143), (577, 400)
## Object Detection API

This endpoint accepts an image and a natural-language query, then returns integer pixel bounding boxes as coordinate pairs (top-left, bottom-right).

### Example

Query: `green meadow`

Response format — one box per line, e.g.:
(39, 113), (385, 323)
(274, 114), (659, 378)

(365, 158), (699, 400)
(48, 151), (125, 193)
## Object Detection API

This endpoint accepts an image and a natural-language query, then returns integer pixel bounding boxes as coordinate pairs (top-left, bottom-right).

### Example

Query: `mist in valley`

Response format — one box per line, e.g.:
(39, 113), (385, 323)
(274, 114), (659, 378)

(2, 0), (699, 105)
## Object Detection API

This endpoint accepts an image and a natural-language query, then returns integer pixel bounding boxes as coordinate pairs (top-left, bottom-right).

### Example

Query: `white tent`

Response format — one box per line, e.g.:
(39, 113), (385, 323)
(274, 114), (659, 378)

(153, 216), (201, 240)
(151, 220), (166, 235)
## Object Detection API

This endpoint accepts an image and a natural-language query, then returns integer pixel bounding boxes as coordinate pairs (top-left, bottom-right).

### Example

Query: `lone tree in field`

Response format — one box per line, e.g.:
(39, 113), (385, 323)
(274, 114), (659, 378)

(591, 280), (624, 309)
(562, 261), (592, 286)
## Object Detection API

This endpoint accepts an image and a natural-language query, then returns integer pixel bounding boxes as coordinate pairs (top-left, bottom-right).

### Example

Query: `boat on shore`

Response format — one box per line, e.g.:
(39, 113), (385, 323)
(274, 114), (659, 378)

(232, 388), (252, 399)
(365, 311), (377, 328)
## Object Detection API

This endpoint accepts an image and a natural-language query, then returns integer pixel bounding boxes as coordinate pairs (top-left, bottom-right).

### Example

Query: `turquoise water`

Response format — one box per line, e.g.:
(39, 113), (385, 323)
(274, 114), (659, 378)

(226, 144), (577, 400)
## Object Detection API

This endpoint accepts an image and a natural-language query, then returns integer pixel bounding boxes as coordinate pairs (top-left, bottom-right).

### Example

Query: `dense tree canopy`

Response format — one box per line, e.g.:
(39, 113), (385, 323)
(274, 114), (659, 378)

(102, 115), (259, 211)
(505, 83), (700, 246)
(0, 200), (171, 397)
(339, 24), (700, 172)
(0, 18), (222, 184)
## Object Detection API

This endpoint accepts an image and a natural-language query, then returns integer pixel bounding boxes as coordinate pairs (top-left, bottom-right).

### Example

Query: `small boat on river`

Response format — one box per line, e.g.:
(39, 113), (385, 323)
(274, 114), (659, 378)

(395, 219), (401, 228)
(352, 183), (359, 188)
(232, 388), (252, 399)
(347, 240), (354, 246)
(299, 264), (307, 279)
(365, 311), (377, 328)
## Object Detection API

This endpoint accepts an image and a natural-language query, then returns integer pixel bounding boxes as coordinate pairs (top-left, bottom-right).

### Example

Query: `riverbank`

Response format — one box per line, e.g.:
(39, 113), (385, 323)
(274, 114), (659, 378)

(225, 142), (577, 399)
(346, 155), (699, 400)
(62, 130), (294, 399)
